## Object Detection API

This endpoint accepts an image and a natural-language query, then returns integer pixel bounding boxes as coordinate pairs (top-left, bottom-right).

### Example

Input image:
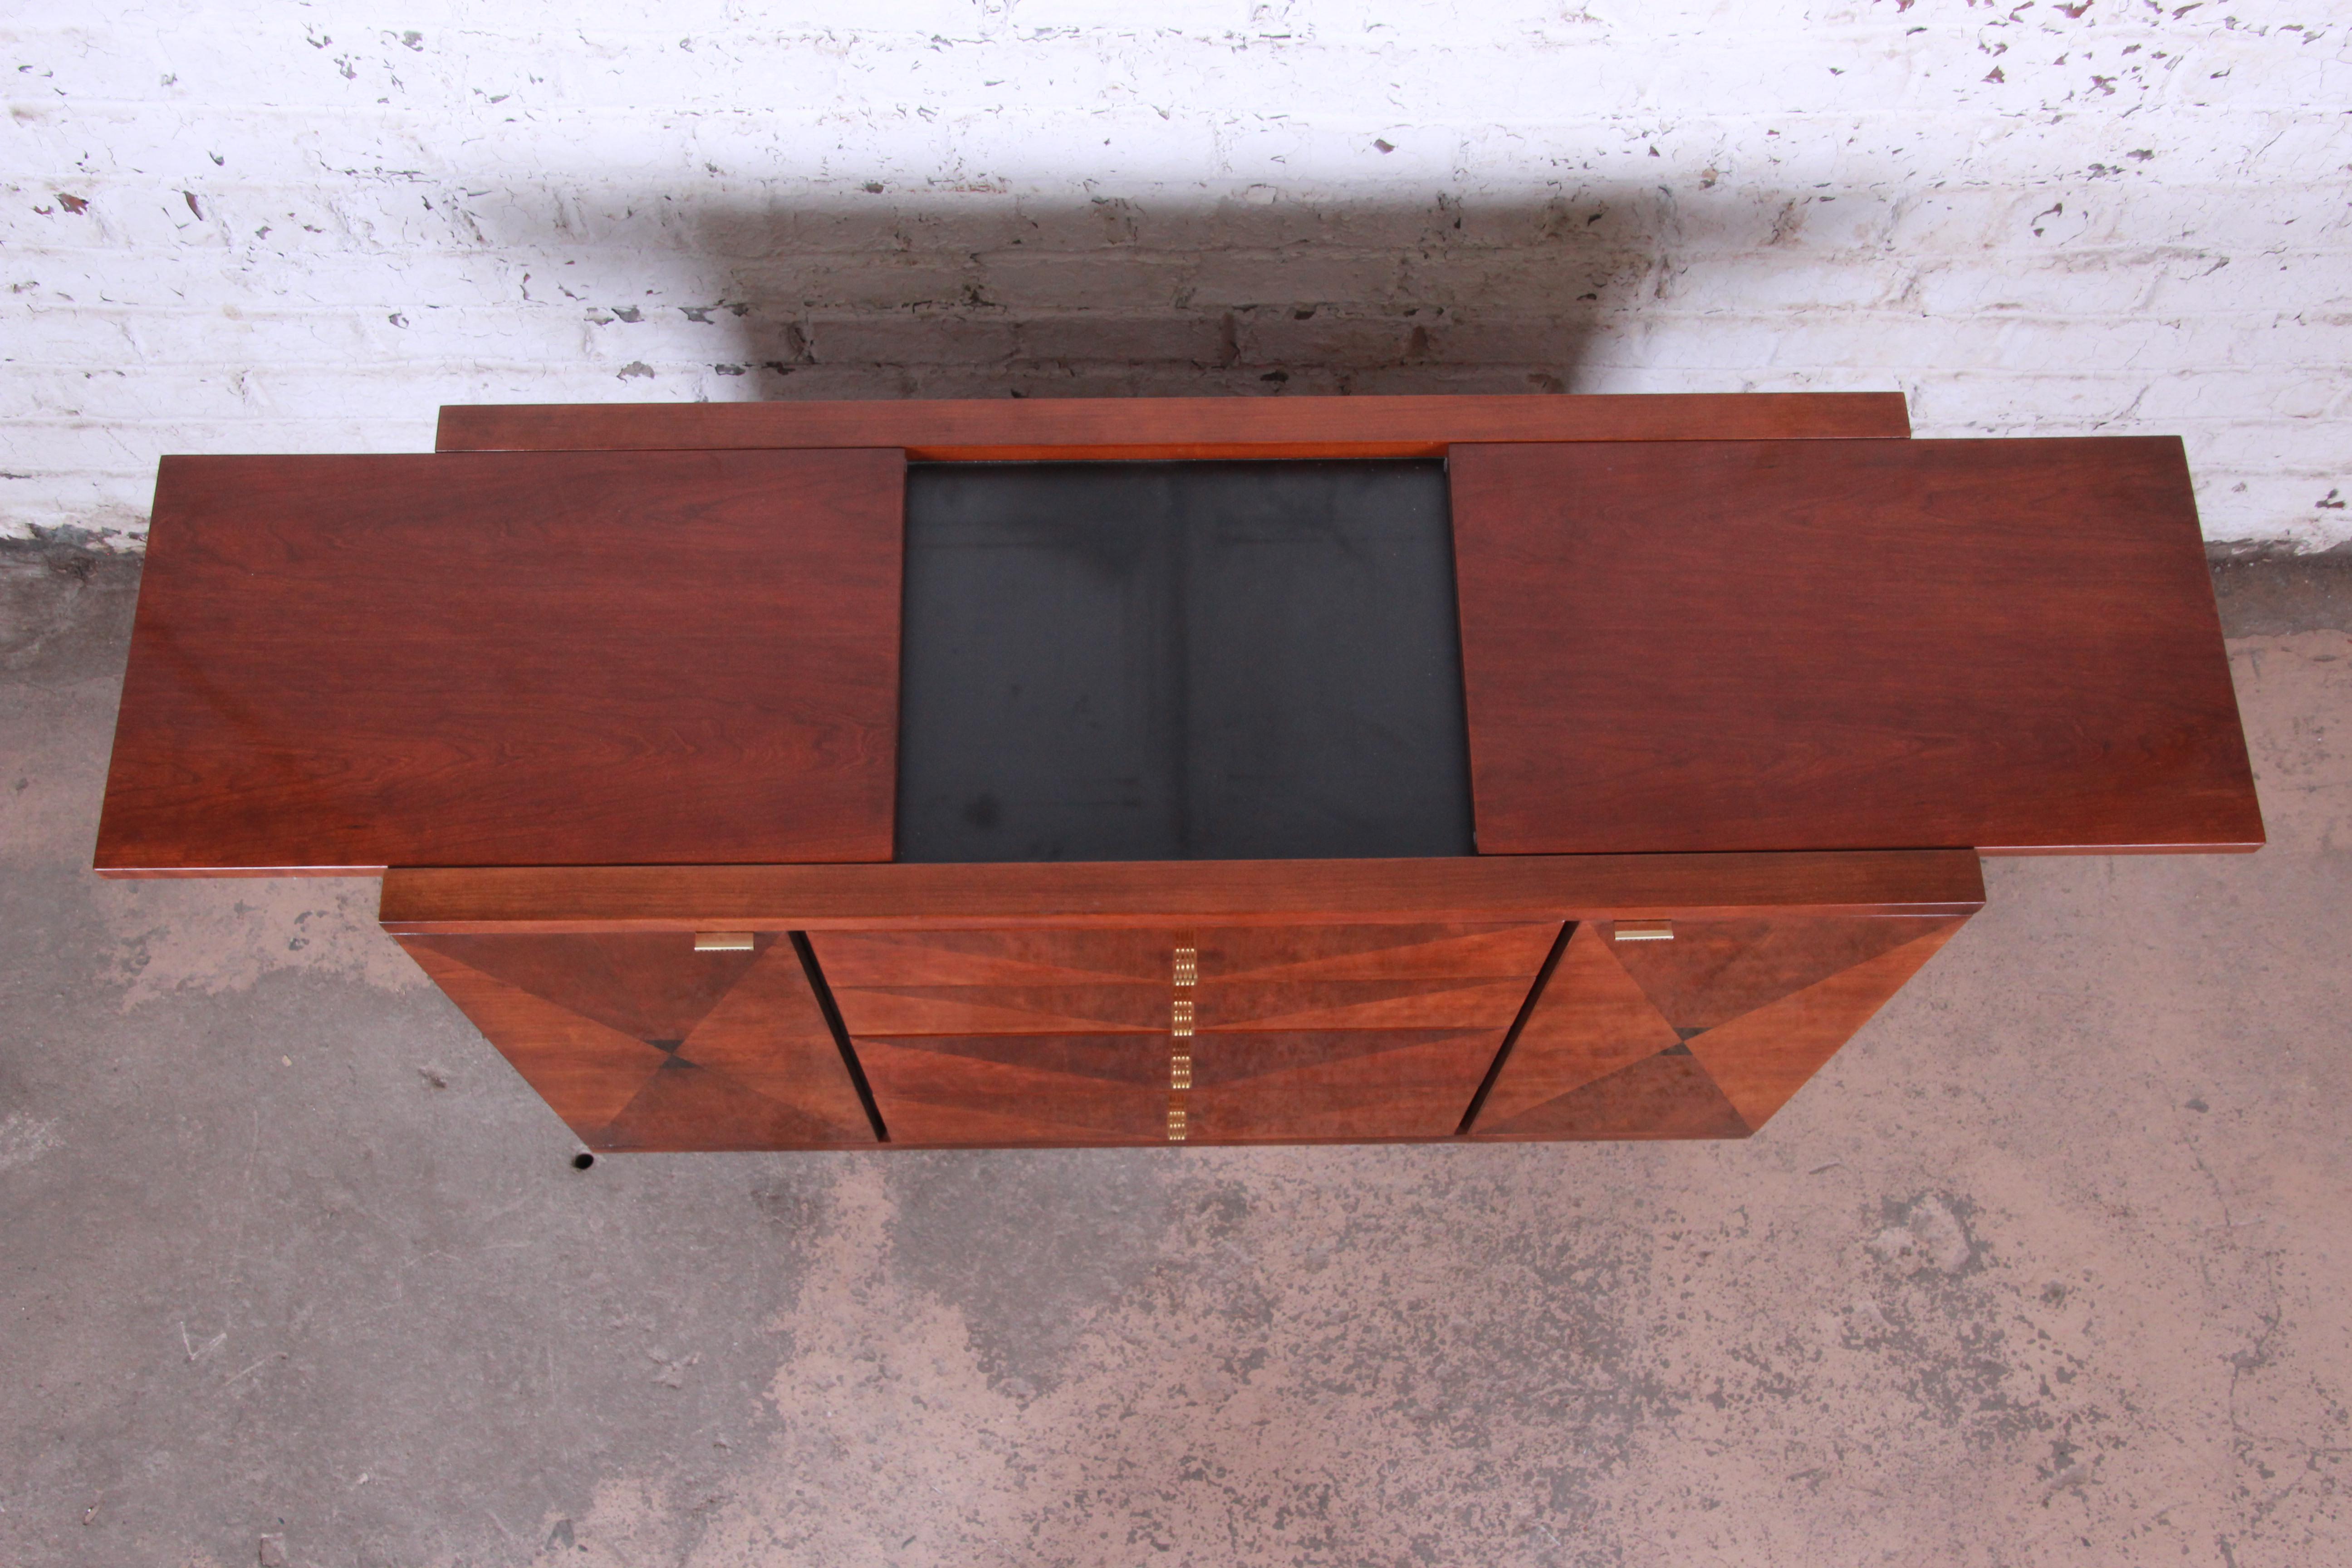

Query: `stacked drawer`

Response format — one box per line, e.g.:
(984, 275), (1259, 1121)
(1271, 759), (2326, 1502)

(807, 923), (1560, 1146)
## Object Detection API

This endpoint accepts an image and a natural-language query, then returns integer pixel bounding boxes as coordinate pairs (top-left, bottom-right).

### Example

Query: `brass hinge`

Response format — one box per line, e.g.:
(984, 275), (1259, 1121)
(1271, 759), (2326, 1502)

(1170, 1051), (1193, 1091)
(1166, 1101), (1189, 1142)
(1172, 945), (1198, 987)
(1171, 998), (1195, 1037)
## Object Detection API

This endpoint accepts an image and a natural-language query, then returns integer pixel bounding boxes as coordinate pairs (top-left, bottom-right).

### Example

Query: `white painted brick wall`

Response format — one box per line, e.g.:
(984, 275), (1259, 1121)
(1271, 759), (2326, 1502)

(5, 1), (2348, 549)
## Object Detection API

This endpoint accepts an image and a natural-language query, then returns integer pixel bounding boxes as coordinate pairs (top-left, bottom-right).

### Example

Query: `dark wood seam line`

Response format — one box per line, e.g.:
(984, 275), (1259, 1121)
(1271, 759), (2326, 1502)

(1454, 919), (1574, 1137)
(790, 931), (888, 1143)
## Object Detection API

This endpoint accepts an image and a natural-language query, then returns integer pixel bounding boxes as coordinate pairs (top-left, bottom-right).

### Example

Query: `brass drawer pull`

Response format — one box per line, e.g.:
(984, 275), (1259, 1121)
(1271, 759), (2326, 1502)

(1614, 919), (1673, 942)
(693, 931), (756, 952)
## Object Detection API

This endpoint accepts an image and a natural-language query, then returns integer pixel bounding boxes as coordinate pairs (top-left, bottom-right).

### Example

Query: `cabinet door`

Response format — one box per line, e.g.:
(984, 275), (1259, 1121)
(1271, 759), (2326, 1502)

(1469, 915), (1966, 1140)
(400, 933), (878, 1152)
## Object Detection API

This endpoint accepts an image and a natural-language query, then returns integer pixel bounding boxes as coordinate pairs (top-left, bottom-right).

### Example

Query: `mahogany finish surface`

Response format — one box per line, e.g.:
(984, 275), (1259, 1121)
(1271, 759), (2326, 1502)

(378, 851), (1987, 934)
(1450, 438), (2263, 856)
(1469, 915), (1967, 1140)
(397, 933), (878, 1152)
(97, 449), (906, 874)
(435, 392), (1911, 460)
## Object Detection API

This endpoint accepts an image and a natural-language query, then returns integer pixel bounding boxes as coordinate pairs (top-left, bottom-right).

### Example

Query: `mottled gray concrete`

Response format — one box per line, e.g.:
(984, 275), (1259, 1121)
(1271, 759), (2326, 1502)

(3, 542), (2347, 1568)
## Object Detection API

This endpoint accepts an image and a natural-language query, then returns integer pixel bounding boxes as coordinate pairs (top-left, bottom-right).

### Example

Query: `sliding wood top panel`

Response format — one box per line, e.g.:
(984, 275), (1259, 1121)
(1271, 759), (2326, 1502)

(377, 850), (1987, 933)
(96, 449), (906, 875)
(1450, 437), (2263, 857)
(434, 391), (1911, 460)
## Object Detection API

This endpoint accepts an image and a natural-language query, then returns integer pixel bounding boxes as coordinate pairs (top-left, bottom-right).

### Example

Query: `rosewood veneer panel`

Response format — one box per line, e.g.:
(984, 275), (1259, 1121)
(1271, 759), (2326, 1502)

(1450, 438), (2263, 855)
(1469, 914), (1966, 1140)
(399, 933), (877, 1151)
(436, 392), (1911, 461)
(860, 1028), (1504, 1147)
(96, 449), (905, 874)
(1185, 1028), (1505, 1141)
(812, 922), (1559, 1036)
(857, 1036), (1167, 1147)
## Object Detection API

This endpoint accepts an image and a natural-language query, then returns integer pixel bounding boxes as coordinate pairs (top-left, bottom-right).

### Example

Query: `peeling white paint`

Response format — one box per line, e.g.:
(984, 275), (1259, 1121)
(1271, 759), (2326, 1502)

(2, 2), (2347, 548)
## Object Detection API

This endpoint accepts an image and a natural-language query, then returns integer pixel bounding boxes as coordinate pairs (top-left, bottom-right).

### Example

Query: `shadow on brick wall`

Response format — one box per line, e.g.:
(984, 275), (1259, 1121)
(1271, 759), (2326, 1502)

(531, 185), (1763, 401)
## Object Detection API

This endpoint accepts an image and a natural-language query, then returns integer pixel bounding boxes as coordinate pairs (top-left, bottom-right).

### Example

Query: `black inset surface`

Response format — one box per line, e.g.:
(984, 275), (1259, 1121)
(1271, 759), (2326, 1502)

(896, 461), (1475, 862)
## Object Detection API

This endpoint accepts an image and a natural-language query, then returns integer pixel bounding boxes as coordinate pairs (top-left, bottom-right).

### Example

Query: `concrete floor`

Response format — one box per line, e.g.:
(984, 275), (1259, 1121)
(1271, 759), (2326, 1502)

(3, 542), (2347, 1568)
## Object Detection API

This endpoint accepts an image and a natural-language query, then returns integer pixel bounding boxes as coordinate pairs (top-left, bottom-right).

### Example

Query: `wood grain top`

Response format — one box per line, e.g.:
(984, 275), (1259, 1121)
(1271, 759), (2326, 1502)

(1450, 437), (2264, 856)
(376, 850), (1986, 932)
(96, 448), (906, 874)
(434, 391), (1911, 460)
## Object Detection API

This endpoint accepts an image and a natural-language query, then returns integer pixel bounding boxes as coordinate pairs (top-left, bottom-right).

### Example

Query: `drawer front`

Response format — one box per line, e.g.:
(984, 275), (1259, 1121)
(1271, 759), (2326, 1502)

(1469, 915), (1968, 1141)
(862, 1029), (1505, 1146)
(811, 923), (1558, 1037)
(398, 932), (878, 1152)
(813, 923), (1557, 986)
(856, 1034), (1166, 1146)
(823, 977), (1544, 1036)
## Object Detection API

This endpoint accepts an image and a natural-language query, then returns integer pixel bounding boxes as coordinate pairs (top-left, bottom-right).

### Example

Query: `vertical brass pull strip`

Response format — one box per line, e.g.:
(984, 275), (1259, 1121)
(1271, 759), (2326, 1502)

(1168, 935), (1199, 1140)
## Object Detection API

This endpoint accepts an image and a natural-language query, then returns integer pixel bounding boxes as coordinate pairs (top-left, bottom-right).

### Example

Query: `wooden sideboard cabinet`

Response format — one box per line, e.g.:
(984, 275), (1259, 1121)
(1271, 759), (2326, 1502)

(96, 392), (2260, 1152)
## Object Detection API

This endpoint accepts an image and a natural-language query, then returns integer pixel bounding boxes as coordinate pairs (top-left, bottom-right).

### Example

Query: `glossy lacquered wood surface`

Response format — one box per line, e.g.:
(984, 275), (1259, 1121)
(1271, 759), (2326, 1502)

(1468, 915), (1967, 1139)
(435, 392), (1911, 460)
(96, 449), (906, 874)
(1450, 437), (2263, 855)
(377, 851), (1987, 933)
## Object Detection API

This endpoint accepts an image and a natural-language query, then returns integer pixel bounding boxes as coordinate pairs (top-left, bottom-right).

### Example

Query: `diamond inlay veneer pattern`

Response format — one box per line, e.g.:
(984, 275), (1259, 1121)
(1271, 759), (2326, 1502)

(1471, 916), (1964, 1140)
